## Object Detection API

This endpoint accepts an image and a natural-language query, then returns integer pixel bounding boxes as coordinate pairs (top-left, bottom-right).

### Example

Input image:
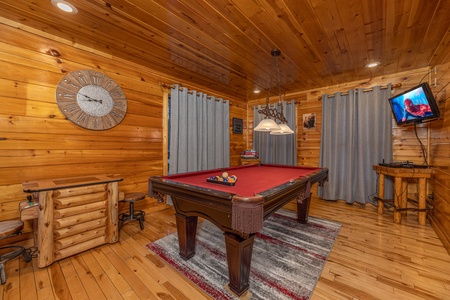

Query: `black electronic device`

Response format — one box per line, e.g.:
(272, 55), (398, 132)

(388, 82), (440, 126)
(378, 161), (429, 169)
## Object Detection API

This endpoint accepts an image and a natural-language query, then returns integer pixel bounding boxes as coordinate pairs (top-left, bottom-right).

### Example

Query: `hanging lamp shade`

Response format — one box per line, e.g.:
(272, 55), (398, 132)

(254, 118), (281, 131)
(270, 123), (294, 135)
(254, 49), (293, 135)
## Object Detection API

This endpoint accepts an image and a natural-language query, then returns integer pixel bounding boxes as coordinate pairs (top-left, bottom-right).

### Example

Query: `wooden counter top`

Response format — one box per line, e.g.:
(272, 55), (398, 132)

(23, 174), (123, 192)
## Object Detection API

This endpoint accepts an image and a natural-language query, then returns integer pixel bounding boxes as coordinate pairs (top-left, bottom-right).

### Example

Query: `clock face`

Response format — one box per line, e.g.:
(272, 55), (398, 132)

(56, 70), (127, 130)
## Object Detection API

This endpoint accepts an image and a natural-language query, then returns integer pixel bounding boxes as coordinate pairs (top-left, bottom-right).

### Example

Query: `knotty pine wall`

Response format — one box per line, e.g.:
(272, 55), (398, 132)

(0, 20), (246, 238)
(429, 61), (450, 253)
(1, 17), (448, 253)
(247, 66), (450, 253)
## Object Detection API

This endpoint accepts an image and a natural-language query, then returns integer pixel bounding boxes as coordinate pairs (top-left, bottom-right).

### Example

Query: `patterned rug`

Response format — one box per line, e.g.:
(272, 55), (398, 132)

(147, 210), (341, 300)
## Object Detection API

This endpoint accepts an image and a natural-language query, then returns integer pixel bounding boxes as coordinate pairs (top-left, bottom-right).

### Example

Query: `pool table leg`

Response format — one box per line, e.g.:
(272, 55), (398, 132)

(175, 213), (198, 259)
(297, 192), (312, 223)
(224, 232), (255, 296)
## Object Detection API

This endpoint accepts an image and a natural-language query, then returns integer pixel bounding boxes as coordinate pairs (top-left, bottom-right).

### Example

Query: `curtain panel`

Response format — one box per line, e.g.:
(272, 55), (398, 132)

(253, 100), (297, 165)
(319, 85), (393, 204)
(169, 84), (230, 175)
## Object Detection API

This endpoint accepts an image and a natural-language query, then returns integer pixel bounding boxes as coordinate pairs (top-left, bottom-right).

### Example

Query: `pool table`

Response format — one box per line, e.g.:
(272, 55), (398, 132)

(149, 164), (328, 296)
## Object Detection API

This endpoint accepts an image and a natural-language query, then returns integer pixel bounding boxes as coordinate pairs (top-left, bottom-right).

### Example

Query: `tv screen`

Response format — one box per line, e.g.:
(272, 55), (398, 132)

(388, 82), (440, 126)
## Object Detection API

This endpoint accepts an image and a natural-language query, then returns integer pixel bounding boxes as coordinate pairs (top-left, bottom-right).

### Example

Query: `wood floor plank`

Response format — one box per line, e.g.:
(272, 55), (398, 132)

(326, 261), (406, 298)
(99, 244), (157, 299)
(313, 276), (381, 300)
(119, 230), (209, 299)
(109, 241), (170, 298)
(88, 247), (136, 297)
(48, 263), (72, 300)
(1, 197), (449, 299)
(78, 251), (124, 299)
(18, 256), (37, 300)
(31, 258), (56, 300)
(58, 258), (89, 299)
(69, 255), (107, 300)
(3, 257), (20, 299)
(121, 289), (141, 300)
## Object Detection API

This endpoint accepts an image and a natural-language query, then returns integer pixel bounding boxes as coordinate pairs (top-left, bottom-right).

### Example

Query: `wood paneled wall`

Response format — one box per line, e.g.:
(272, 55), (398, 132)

(247, 67), (433, 166)
(1, 16), (448, 253)
(247, 66), (450, 253)
(0, 20), (246, 236)
(429, 61), (450, 253)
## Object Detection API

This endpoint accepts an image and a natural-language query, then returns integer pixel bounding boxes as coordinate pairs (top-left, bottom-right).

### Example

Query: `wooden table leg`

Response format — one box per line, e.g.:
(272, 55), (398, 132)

(175, 214), (198, 259)
(418, 178), (427, 225)
(224, 233), (255, 296)
(377, 173), (385, 214)
(400, 180), (408, 218)
(393, 177), (402, 224)
(38, 191), (54, 268)
(296, 192), (311, 223)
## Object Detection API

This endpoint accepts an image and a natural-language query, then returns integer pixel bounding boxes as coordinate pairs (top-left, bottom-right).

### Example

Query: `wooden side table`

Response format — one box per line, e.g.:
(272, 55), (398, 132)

(240, 158), (260, 165)
(22, 174), (123, 268)
(373, 165), (434, 225)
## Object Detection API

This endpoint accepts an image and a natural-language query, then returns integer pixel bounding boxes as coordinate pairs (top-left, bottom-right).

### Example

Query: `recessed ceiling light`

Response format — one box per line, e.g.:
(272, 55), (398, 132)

(253, 89), (261, 94)
(366, 62), (380, 68)
(51, 0), (78, 14)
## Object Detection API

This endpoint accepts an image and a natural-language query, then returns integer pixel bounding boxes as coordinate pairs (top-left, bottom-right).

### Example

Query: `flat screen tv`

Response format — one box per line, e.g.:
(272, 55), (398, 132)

(388, 82), (440, 126)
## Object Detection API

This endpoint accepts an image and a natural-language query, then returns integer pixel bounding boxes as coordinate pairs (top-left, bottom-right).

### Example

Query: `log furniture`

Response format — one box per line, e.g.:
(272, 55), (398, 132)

(239, 157), (261, 165)
(22, 175), (123, 268)
(373, 165), (434, 225)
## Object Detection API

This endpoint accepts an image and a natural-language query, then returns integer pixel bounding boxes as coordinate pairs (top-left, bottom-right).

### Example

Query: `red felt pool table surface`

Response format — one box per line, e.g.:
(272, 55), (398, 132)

(159, 164), (321, 196)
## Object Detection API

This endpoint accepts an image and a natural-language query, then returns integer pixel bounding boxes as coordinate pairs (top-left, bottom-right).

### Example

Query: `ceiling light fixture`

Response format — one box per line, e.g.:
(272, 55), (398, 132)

(366, 62), (380, 68)
(254, 49), (294, 135)
(51, 0), (78, 14)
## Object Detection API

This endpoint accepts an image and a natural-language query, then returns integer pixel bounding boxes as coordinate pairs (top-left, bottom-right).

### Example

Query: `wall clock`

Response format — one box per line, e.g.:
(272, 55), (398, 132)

(56, 70), (127, 130)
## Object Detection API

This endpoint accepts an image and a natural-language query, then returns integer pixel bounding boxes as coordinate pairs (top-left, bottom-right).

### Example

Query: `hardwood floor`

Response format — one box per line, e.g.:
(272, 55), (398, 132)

(1, 197), (449, 299)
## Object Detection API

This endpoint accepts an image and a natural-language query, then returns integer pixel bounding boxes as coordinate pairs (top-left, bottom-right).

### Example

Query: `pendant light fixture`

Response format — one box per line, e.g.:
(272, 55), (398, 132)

(254, 49), (293, 135)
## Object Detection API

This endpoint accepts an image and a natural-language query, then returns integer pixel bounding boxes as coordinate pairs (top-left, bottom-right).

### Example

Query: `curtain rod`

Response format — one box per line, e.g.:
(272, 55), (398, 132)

(160, 82), (223, 101)
(320, 83), (402, 99)
(160, 82), (193, 93)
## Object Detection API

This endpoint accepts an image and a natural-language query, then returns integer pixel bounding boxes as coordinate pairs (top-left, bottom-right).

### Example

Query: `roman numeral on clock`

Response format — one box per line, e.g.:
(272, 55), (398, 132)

(76, 112), (90, 127)
(63, 103), (82, 116)
(90, 72), (103, 86)
(101, 115), (113, 128)
(110, 108), (125, 121)
(77, 72), (89, 85)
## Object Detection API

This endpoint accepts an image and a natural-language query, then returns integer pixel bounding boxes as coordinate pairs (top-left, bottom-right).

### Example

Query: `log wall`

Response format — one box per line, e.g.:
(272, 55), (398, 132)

(429, 61), (450, 253)
(247, 66), (450, 253)
(1, 16), (448, 253)
(247, 67), (434, 167)
(0, 20), (246, 236)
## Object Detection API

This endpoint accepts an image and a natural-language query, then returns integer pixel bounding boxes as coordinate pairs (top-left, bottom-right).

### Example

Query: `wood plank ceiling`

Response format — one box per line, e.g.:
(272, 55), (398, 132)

(1, 0), (449, 100)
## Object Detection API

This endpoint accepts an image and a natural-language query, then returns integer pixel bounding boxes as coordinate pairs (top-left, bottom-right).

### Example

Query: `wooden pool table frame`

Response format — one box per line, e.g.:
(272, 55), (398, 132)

(149, 164), (328, 296)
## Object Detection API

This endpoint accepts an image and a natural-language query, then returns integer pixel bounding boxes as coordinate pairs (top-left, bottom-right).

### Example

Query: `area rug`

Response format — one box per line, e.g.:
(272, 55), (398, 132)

(147, 210), (341, 300)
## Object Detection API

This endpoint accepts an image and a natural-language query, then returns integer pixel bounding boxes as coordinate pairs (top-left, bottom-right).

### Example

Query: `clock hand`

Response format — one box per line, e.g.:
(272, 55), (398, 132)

(79, 93), (103, 104)
(84, 98), (103, 104)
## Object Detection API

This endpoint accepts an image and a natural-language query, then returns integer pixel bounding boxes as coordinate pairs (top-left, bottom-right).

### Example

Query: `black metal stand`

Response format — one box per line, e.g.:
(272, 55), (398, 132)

(118, 201), (145, 230)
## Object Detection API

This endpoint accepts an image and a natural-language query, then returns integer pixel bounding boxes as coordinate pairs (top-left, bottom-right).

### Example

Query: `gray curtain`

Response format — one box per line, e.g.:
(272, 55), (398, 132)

(169, 84), (230, 174)
(319, 85), (393, 204)
(253, 100), (297, 165)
